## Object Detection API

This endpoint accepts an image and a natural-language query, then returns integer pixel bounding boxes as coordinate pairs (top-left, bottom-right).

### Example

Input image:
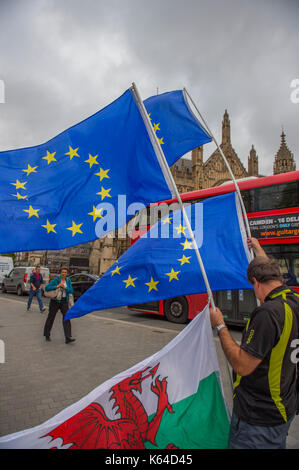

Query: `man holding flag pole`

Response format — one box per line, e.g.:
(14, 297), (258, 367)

(210, 237), (299, 449)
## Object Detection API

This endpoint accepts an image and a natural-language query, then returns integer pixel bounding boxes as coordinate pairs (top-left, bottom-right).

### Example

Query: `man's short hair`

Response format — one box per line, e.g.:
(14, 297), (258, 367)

(36, 265), (40, 269)
(60, 266), (69, 274)
(247, 256), (283, 285)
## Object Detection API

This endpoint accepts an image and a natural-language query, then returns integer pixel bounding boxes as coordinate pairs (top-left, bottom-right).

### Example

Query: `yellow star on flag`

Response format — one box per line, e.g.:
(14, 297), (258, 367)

(22, 164), (38, 176)
(97, 187), (112, 200)
(88, 206), (103, 222)
(180, 239), (193, 250)
(111, 265), (121, 276)
(67, 221), (83, 237)
(23, 205), (40, 218)
(123, 274), (137, 288)
(41, 220), (57, 234)
(162, 216), (172, 225)
(65, 146), (79, 160)
(153, 122), (160, 132)
(95, 168), (110, 181)
(178, 255), (191, 266)
(158, 137), (164, 145)
(43, 150), (57, 165)
(11, 179), (27, 190)
(175, 224), (187, 235)
(85, 154), (99, 168)
(145, 277), (159, 292)
(148, 113), (152, 121)
(165, 268), (180, 282)
(12, 192), (28, 200)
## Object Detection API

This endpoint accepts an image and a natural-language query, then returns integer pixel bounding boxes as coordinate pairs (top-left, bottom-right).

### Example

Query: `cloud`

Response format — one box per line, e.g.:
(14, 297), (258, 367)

(0, 0), (298, 176)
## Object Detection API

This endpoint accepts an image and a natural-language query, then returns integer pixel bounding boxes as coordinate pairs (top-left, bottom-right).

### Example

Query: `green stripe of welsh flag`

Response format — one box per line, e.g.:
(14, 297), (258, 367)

(145, 372), (230, 449)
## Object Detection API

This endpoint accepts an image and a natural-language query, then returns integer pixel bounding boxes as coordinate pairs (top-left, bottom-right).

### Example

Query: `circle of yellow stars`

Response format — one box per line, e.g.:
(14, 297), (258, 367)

(109, 212), (194, 295)
(10, 110), (166, 238)
(10, 145), (112, 238)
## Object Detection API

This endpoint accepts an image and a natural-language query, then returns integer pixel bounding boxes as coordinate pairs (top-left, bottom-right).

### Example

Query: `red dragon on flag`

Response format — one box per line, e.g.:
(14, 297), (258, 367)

(43, 363), (178, 449)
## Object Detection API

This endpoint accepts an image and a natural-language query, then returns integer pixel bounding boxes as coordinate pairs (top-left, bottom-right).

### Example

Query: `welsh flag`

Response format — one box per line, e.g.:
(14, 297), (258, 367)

(0, 306), (230, 449)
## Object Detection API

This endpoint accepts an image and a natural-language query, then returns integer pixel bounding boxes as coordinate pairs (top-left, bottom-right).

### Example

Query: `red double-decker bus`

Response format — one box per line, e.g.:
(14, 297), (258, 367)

(127, 170), (299, 326)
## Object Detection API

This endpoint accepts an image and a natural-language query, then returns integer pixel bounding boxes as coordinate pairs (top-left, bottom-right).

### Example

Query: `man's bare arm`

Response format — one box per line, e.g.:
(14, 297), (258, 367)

(217, 327), (261, 376)
(210, 307), (261, 376)
(247, 237), (268, 258)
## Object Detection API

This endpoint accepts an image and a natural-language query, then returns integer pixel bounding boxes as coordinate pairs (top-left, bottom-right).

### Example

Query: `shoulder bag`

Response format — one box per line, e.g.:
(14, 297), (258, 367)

(44, 287), (63, 301)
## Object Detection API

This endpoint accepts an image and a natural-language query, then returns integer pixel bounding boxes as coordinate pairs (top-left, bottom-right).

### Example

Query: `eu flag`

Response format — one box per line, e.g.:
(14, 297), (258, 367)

(0, 89), (211, 253)
(144, 90), (211, 165)
(65, 192), (253, 321)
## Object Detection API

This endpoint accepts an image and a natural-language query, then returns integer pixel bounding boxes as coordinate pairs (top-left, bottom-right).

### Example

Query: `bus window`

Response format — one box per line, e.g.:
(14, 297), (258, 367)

(241, 189), (255, 213)
(238, 290), (257, 323)
(216, 290), (233, 321)
(253, 181), (299, 212)
(264, 244), (299, 286)
(276, 257), (290, 277)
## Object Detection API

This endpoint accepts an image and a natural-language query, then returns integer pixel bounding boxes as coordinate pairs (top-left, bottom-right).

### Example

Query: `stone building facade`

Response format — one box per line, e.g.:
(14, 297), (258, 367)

(171, 110), (259, 193)
(16, 244), (92, 274)
(88, 234), (129, 277)
(19, 111), (296, 275)
(273, 130), (296, 175)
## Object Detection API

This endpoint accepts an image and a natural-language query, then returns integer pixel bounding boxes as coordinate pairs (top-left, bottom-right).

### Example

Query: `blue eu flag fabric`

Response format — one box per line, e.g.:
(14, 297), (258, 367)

(144, 90), (211, 165)
(0, 89), (211, 253)
(65, 192), (253, 321)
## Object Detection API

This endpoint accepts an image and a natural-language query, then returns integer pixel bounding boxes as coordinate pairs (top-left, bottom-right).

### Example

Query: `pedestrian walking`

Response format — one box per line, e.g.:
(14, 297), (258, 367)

(210, 237), (299, 449)
(27, 265), (46, 313)
(43, 267), (75, 344)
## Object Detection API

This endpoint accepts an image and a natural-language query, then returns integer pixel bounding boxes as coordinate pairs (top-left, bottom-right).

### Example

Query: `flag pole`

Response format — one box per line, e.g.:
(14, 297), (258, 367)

(131, 82), (216, 311)
(183, 88), (254, 260)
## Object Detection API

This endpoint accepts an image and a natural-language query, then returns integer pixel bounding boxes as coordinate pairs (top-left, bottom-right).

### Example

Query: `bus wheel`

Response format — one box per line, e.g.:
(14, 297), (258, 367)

(164, 297), (188, 324)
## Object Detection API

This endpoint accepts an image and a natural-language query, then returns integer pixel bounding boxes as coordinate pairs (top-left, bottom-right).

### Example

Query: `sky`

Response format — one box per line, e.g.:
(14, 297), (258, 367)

(0, 0), (298, 176)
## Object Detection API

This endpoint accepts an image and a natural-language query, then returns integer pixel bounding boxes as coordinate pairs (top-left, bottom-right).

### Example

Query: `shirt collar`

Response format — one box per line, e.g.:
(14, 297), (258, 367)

(265, 284), (288, 302)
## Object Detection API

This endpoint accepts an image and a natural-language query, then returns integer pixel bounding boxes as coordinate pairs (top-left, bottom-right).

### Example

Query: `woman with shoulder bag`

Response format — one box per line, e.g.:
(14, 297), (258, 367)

(43, 266), (76, 344)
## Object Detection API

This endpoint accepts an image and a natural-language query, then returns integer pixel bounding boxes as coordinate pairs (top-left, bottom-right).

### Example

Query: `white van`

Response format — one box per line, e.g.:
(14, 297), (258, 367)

(2, 266), (50, 296)
(0, 256), (14, 284)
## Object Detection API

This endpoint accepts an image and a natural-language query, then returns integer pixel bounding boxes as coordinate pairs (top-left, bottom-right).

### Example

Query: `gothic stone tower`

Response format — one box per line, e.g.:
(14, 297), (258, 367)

(248, 145), (259, 177)
(199, 110), (249, 188)
(273, 130), (296, 175)
(191, 146), (204, 189)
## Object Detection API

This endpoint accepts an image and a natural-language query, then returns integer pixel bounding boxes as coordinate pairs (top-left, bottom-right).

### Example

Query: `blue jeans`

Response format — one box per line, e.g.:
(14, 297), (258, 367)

(27, 288), (44, 311)
(229, 412), (294, 449)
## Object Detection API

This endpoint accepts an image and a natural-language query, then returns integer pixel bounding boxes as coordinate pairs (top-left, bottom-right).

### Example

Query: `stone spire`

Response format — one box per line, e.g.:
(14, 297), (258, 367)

(248, 145), (259, 177)
(192, 146), (204, 189)
(222, 109), (231, 145)
(273, 129), (296, 175)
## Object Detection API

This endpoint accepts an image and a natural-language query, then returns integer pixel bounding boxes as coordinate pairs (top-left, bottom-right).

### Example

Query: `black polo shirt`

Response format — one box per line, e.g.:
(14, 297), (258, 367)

(233, 285), (299, 426)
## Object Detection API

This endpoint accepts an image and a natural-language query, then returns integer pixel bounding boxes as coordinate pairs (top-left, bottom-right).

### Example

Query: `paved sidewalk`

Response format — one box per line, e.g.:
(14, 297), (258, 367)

(0, 296), (298, 448)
